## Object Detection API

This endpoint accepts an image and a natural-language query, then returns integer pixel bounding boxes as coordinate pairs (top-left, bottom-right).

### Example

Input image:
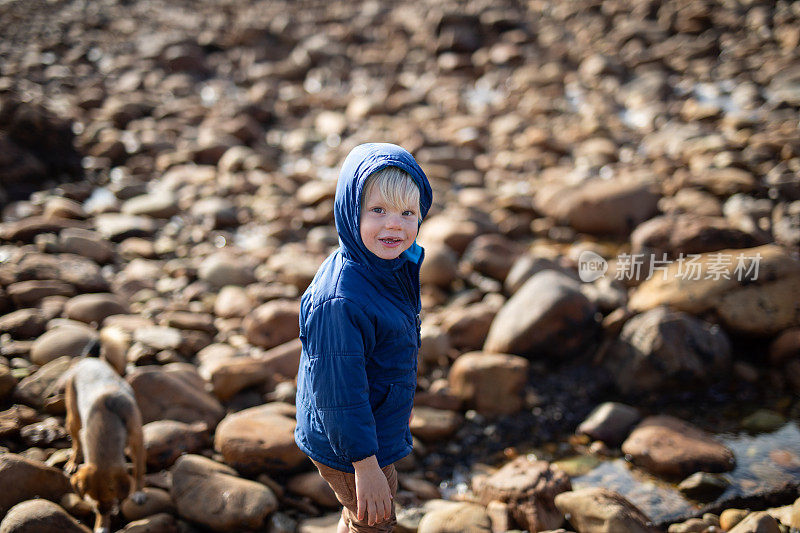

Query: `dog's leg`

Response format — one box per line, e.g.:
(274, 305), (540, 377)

(124, 406), (147, 503)
(94, 510), (111, 533)
(64, 376), (83, 474)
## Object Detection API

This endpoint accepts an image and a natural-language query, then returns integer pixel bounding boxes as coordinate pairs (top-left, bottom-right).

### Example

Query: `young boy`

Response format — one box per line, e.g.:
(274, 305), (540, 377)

(295, 143), (433, 532)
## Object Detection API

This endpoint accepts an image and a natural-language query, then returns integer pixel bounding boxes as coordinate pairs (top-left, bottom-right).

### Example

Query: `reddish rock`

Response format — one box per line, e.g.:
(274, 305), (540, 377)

(621, 416), (735, 478)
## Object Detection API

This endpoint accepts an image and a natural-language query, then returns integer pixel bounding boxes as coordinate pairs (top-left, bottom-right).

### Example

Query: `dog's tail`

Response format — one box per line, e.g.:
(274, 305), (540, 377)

(81, 338), (102, 358)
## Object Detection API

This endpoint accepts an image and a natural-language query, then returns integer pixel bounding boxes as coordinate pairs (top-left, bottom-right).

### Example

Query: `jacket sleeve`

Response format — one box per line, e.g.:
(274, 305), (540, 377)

(304, 297), (377, 464)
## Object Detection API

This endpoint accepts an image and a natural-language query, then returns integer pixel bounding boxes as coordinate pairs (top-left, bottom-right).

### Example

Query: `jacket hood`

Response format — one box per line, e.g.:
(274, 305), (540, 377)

(334, 143), (433, 272)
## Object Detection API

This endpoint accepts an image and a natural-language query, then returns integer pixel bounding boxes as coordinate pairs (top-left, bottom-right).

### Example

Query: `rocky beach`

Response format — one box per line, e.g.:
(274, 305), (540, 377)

(1, 0), (799, 531)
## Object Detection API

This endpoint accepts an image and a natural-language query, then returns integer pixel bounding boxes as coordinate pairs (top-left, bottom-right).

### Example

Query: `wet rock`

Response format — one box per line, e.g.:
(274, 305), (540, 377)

(63, 292), (129, 325)
(409, 406), (463, 441)
(534, 178), (660, 237)
(474, 457), (571, 532)
(0, 499), (91, 533)
(0, 453), (72, 516)
(286, 471), (339, 509)
(677, 472), (729, 501)
(198, 252), (257, 288)
(171, 454), (277, 532)
(667, 516), (717, 533)
(631, 214), (766, 258)
(0, 309), (47, 339)
(554, 487), (658, 533)
(127, 366), (225, 427)
(417, 501), (492, 533)
(214, 403), (306, 474)
(720, 509), (750, 531)
(6, 280), (76, 308)
(741, 409), (786, 433)
(448, 352), (529, 416)
(576, 402), (641, 447)
(621, 416), (735, 478)
(143, 420), (209, 470)
(603, 306), (731, 395)
(727, 511), (781, 533)
(243, 299), (300, 350)
(484, 270), (599, 360)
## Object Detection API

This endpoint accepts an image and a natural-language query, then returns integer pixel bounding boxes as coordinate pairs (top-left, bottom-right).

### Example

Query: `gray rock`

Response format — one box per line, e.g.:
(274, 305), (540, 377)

(604, 306), (731, 395)
(484, 270), (599, 360)
(577, 402), (641, 446)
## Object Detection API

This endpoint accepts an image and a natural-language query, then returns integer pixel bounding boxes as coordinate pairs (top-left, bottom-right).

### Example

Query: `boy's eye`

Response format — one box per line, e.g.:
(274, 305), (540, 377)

(402, 210), (415, 216)
(370, 207), (385, 214)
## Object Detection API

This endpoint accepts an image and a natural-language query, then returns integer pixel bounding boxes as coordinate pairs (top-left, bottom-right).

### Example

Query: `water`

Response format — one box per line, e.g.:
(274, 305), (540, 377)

(572, 422), (800, 525)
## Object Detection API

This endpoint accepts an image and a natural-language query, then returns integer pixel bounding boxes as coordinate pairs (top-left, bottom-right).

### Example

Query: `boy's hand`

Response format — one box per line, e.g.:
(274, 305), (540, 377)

(352, 455), (392, 526)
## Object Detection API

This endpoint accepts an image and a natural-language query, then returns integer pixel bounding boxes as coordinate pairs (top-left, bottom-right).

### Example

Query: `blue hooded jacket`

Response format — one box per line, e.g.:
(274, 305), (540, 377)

(294, 143), (433, 472)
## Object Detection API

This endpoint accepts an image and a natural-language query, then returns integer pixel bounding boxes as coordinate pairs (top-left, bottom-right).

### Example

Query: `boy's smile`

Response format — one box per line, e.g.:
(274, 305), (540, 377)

(360, 186), (419, 261)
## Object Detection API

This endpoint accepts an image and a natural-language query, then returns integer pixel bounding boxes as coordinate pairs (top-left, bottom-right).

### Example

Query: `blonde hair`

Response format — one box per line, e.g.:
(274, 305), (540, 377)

(361, 166), (421, 220)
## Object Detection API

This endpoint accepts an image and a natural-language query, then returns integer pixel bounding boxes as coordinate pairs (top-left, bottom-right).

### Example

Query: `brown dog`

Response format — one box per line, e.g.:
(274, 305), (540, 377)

(63, 346), (145, 533)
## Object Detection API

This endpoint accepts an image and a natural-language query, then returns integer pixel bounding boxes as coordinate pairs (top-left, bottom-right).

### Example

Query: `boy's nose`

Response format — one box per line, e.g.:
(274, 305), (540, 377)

(385, 214), (403, 228)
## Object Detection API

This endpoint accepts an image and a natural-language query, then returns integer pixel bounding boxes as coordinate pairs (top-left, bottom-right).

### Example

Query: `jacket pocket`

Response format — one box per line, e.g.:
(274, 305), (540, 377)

(374, 383), (415, 446)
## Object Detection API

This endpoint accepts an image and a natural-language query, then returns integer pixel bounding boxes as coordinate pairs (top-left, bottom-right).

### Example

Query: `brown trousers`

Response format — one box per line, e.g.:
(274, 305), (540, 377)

(311, 459), (398, 533)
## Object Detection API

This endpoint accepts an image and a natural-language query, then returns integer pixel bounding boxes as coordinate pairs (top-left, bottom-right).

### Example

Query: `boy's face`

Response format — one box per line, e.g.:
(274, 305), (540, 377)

(360, 186), (419, 260)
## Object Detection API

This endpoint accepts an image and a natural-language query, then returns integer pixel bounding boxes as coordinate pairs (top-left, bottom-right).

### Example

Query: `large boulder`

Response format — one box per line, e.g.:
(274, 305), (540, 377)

(127, 366), (225, 428)
(603, 306), (731, 395)
(474, 456), (571, 532)
(0, 454), (72, 517)
(554, 487), (659, 533)
(629, 244), (800, 336)
(631, 214), (767, 257)
(143, 420), (210, 470)
(243, 299), (301, 350)
(484, 270), (599, 360)
(0, 499), (90, 533)
(29, 324), (98, 366)
(621, 416), (735, 478)
(214, 403), (307, 474)
(534, 177), (660, 237)
(448, 352), (529, 416)
(171, 454), (277, 532)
